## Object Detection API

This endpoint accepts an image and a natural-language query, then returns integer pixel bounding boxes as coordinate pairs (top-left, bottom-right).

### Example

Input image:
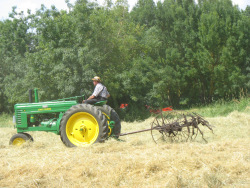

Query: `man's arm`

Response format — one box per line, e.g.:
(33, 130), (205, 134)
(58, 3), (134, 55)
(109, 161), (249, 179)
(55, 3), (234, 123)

(87, 95), (95, 100)
(106, 90), (110, 98)
(82, 95), (95, 103)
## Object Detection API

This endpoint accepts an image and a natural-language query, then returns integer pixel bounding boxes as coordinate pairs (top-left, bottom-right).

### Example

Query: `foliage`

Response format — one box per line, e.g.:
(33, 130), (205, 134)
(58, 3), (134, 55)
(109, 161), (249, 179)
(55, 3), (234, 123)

(0, 113), (14, 127)
(0, 0), (249, 121)
(189, 97), (250, 117)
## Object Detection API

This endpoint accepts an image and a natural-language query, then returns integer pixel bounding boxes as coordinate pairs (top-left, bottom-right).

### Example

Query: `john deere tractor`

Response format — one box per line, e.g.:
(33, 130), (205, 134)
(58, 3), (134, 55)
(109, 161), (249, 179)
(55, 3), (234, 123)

(10, 89), (121, 147)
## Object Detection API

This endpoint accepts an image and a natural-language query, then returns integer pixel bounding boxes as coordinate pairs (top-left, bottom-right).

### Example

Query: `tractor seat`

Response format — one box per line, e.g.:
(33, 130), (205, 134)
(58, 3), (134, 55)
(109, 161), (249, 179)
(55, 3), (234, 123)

(94, 100), (107, 106)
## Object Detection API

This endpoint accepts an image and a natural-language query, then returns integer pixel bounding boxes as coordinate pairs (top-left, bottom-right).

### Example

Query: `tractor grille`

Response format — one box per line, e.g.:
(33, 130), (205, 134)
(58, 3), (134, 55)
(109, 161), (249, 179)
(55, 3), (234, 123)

(16, 110), (22, 125)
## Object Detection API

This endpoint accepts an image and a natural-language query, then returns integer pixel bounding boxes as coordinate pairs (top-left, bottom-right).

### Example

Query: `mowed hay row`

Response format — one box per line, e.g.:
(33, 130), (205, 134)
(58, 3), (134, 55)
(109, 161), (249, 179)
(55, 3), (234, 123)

(0, 111), (249, 188)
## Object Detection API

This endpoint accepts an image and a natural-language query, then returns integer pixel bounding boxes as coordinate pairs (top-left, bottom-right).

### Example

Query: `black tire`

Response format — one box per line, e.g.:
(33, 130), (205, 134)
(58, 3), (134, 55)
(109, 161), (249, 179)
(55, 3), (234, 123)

(97, 105), (121, 138)
(9, 133), (32, 146)
(22, 132), (34, 141)
(60, 104), (108, 147)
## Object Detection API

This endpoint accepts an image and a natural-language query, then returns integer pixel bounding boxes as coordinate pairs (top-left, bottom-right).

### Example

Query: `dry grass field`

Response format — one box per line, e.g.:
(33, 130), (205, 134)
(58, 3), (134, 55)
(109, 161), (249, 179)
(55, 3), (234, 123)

(0, 109), (249, 188)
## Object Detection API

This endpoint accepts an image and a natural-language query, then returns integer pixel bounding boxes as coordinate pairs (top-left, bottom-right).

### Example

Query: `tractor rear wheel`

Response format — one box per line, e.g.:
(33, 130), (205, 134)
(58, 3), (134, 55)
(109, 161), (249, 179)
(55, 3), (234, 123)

(60, 104), (108, 147)
(9, 133), (33, 146)
(97, 105), (121, 138)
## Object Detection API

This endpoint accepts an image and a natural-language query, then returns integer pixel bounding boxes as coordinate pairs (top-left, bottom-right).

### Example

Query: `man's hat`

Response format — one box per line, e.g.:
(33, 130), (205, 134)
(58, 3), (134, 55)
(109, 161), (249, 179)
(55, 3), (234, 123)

(92, 76), (101, 82)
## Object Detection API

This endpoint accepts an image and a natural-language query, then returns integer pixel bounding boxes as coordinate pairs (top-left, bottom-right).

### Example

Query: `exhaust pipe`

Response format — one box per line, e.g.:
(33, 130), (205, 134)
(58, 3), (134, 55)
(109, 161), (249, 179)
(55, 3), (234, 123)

(29, 89), (33, 103)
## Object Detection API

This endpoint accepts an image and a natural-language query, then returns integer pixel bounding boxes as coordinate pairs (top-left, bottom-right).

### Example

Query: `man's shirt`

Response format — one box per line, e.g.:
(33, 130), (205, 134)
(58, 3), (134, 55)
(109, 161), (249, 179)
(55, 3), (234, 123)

(92, 83), (110, 98)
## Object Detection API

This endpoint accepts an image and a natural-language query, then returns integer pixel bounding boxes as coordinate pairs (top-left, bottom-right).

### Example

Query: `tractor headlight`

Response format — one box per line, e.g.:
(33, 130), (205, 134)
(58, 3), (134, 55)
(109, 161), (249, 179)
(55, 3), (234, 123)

(13, 115), (16, 124)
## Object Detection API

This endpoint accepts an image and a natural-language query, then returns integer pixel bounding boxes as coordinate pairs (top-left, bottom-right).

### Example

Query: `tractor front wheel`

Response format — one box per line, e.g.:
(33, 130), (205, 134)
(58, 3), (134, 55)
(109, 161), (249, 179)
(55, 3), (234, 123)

(9, 133), (33, 146)
(60, 104), (108, 147)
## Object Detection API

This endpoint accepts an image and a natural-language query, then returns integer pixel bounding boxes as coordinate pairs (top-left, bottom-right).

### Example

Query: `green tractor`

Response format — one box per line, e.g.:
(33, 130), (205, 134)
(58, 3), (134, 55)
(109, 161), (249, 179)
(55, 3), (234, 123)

(10, 89), (121, 147)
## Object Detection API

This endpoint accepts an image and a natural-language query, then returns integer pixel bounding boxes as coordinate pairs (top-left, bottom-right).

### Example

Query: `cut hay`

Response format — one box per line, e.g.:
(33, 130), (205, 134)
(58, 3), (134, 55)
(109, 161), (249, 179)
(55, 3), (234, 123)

(0, 111), (249, 187)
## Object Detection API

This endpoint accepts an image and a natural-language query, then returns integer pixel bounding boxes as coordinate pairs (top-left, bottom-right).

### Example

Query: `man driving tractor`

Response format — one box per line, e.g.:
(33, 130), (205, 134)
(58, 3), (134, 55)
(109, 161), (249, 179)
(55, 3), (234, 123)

(83, 76), (110, 104)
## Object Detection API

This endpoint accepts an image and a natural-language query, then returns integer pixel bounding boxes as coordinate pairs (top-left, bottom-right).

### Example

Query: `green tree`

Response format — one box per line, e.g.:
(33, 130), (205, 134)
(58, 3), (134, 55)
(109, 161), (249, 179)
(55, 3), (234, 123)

(131, 0), (157, 28)
(197, 0), (246, 101)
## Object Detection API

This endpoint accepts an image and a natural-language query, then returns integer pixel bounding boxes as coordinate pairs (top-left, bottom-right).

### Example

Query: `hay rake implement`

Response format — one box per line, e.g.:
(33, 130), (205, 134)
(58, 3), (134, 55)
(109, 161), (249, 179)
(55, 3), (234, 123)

(120, 111), (213, 143)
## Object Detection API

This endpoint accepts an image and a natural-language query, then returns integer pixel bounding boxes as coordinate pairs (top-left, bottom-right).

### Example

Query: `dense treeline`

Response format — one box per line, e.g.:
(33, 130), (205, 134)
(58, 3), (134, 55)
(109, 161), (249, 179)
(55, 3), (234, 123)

(0, 0), (249, 120)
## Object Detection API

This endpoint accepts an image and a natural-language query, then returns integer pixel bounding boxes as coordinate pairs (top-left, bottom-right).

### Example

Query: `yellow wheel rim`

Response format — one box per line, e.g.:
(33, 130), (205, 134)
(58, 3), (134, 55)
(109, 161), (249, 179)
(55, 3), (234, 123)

(12, 138), (26, 146)
(102, 112), (111, 136)
(66, 112), (99, 146)
(108, 126), (112, 136)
